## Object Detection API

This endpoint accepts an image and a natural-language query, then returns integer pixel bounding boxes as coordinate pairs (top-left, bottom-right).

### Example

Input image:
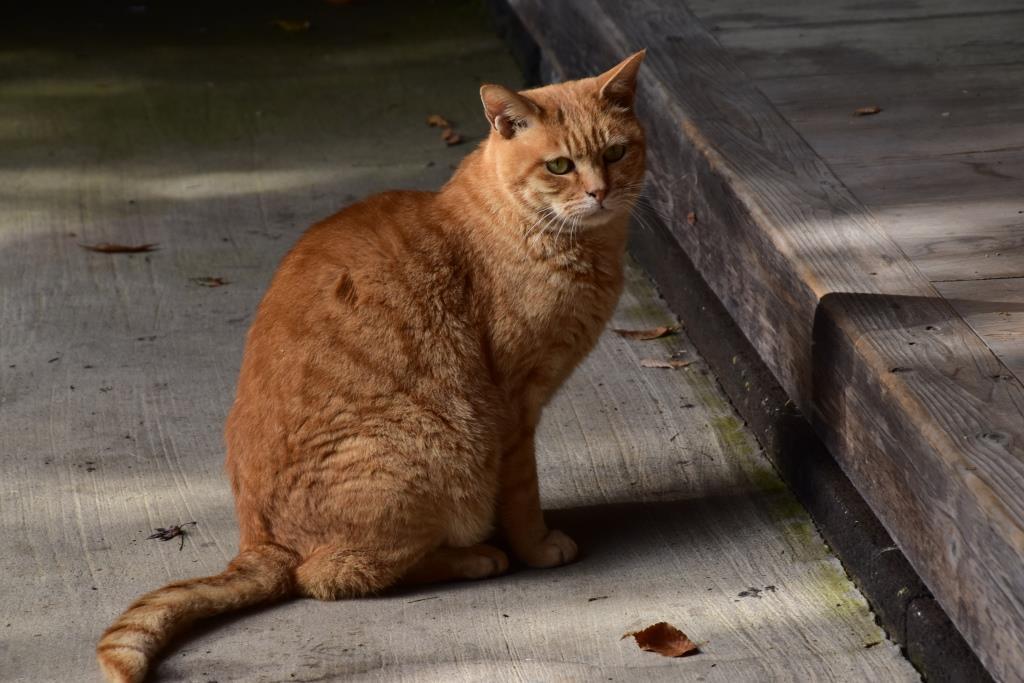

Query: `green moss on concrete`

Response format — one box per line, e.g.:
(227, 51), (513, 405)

(686, 361), (836, 563)
(709, 414), (753, 456)
(813, 560), (886, 645)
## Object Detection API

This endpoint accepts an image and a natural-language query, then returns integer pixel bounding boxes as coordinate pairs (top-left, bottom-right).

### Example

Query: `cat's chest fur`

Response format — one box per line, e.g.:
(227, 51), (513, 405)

(484, 232), (626, 410)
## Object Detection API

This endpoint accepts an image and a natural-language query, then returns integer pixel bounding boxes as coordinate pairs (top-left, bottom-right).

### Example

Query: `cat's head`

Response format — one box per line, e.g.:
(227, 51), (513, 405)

(479, 51), (647, 232)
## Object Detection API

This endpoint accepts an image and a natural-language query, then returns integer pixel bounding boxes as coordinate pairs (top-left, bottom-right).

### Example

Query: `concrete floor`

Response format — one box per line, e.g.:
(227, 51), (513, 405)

(0, 2), (917, 681)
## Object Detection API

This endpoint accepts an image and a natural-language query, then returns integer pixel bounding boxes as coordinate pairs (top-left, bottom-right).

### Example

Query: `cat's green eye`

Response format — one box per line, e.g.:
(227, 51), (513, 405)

(603, 144), (626, 162)
(545, 157), (574, 175)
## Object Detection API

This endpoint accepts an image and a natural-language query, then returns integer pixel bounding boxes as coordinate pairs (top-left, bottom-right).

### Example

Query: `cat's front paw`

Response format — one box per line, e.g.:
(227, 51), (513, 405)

(519, 529), (578, 568)
(464, 544), (510, 579)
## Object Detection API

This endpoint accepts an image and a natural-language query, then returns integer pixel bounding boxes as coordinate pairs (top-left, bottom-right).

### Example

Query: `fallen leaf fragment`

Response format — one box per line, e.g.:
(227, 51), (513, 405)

(273, 19), (310, 32)
(191, 276), (229, 288)
(427, 115), (463, 146)
(614, 325), (679, 341)
(622, 622), (700, 657)
(640, 358), (691, 369)
(441, 127), (463, 146)
(853, 105), (882, 116)
(81, 242), (158, 254)
(686, 211), (697, 225)
(426, 114), (452, 128)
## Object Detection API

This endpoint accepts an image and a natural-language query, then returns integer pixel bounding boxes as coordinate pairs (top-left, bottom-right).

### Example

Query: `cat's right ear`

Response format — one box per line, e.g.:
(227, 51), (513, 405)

(480, 85), (541, 140)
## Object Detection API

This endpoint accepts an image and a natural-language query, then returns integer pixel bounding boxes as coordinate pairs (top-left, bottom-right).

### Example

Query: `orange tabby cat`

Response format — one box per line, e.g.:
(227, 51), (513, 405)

(97, 50), (646, 682)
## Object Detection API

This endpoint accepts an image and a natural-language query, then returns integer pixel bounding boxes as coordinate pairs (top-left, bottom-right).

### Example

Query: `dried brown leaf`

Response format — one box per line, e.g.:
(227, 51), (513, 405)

(427, 115), (463, 146)
(686, 211), (697, 226)
(614, 325), (678, 341)
(622, 622), (700, 657)
(853, 106), (882, 116)
(441, 127), (463, 146)
(191, 276), (229, 288)
(273, 19), (311, 32)
(639, 358), (691, 369)
(81, 242), (158, 254)
(426, 114), (452, 128)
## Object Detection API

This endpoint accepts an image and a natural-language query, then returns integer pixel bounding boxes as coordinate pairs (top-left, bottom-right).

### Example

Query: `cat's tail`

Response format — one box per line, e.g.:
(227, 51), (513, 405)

(96, 542), (298, 683)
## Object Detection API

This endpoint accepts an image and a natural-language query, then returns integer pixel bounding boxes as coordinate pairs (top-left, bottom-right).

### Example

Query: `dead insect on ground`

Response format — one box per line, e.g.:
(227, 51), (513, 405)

(147, 521), (197, 551)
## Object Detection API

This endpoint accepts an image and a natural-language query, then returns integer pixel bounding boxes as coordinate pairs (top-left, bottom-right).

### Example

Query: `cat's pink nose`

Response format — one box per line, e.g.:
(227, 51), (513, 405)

(587, 188), (608, 206)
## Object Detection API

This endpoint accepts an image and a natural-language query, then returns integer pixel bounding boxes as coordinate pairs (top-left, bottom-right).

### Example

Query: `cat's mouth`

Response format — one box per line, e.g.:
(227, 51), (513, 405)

(565, 199), (628, 226)
(530, 197), (627, 237)
(575, 208), (616, 226)
(539, 209), (611, 234)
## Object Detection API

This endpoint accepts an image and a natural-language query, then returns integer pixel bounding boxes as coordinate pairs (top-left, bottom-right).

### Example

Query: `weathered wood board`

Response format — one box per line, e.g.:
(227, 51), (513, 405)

(757, 65), (1024, 164)
(689, 0), (1024, 305)
(703, 10), (1024, 79)
(938, 278), (1024, 381)
(0, 2), (917, 682)
(684, 0), (1024, 31)
(505, 0), (1024, 679)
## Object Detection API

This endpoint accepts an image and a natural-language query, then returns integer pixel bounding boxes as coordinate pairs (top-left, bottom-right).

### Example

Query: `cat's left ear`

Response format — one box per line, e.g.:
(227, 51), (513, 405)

(480, 85), (541, 140)
(597, 49), (647, 109)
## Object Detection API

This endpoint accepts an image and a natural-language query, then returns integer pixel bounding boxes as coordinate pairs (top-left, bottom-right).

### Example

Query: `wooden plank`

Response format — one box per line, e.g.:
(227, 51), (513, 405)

(827, 149), (1024, 282)
(710, 13), (1024, 79)
(740, 65), (1024, 285)
(506, 0), (1024, 679)
(0, 3), (918, 681)
(755, 66), (1024, 165)
(685, 0), (1024, 31)
(834, 150), (1024, 207)
(683, 0), (1024, 406)
(702, 3), (1024, 358)
(758, 63), (1024, 114)
(853, 193), (1024, 284)
(938, 278), (1024, 382)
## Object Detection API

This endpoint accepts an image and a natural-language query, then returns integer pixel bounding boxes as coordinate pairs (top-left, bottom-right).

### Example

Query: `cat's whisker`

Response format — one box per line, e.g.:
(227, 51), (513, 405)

(526, 206), (559, 240)
(561, 214), (574, 245)
(554, 213), (568, 243)
(565, 214), (578, 249)
(630, 196), (674, 227)
(630, 213), (655, 235)
(538, 209), (562, 239)
(526, 208), (555, 239)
